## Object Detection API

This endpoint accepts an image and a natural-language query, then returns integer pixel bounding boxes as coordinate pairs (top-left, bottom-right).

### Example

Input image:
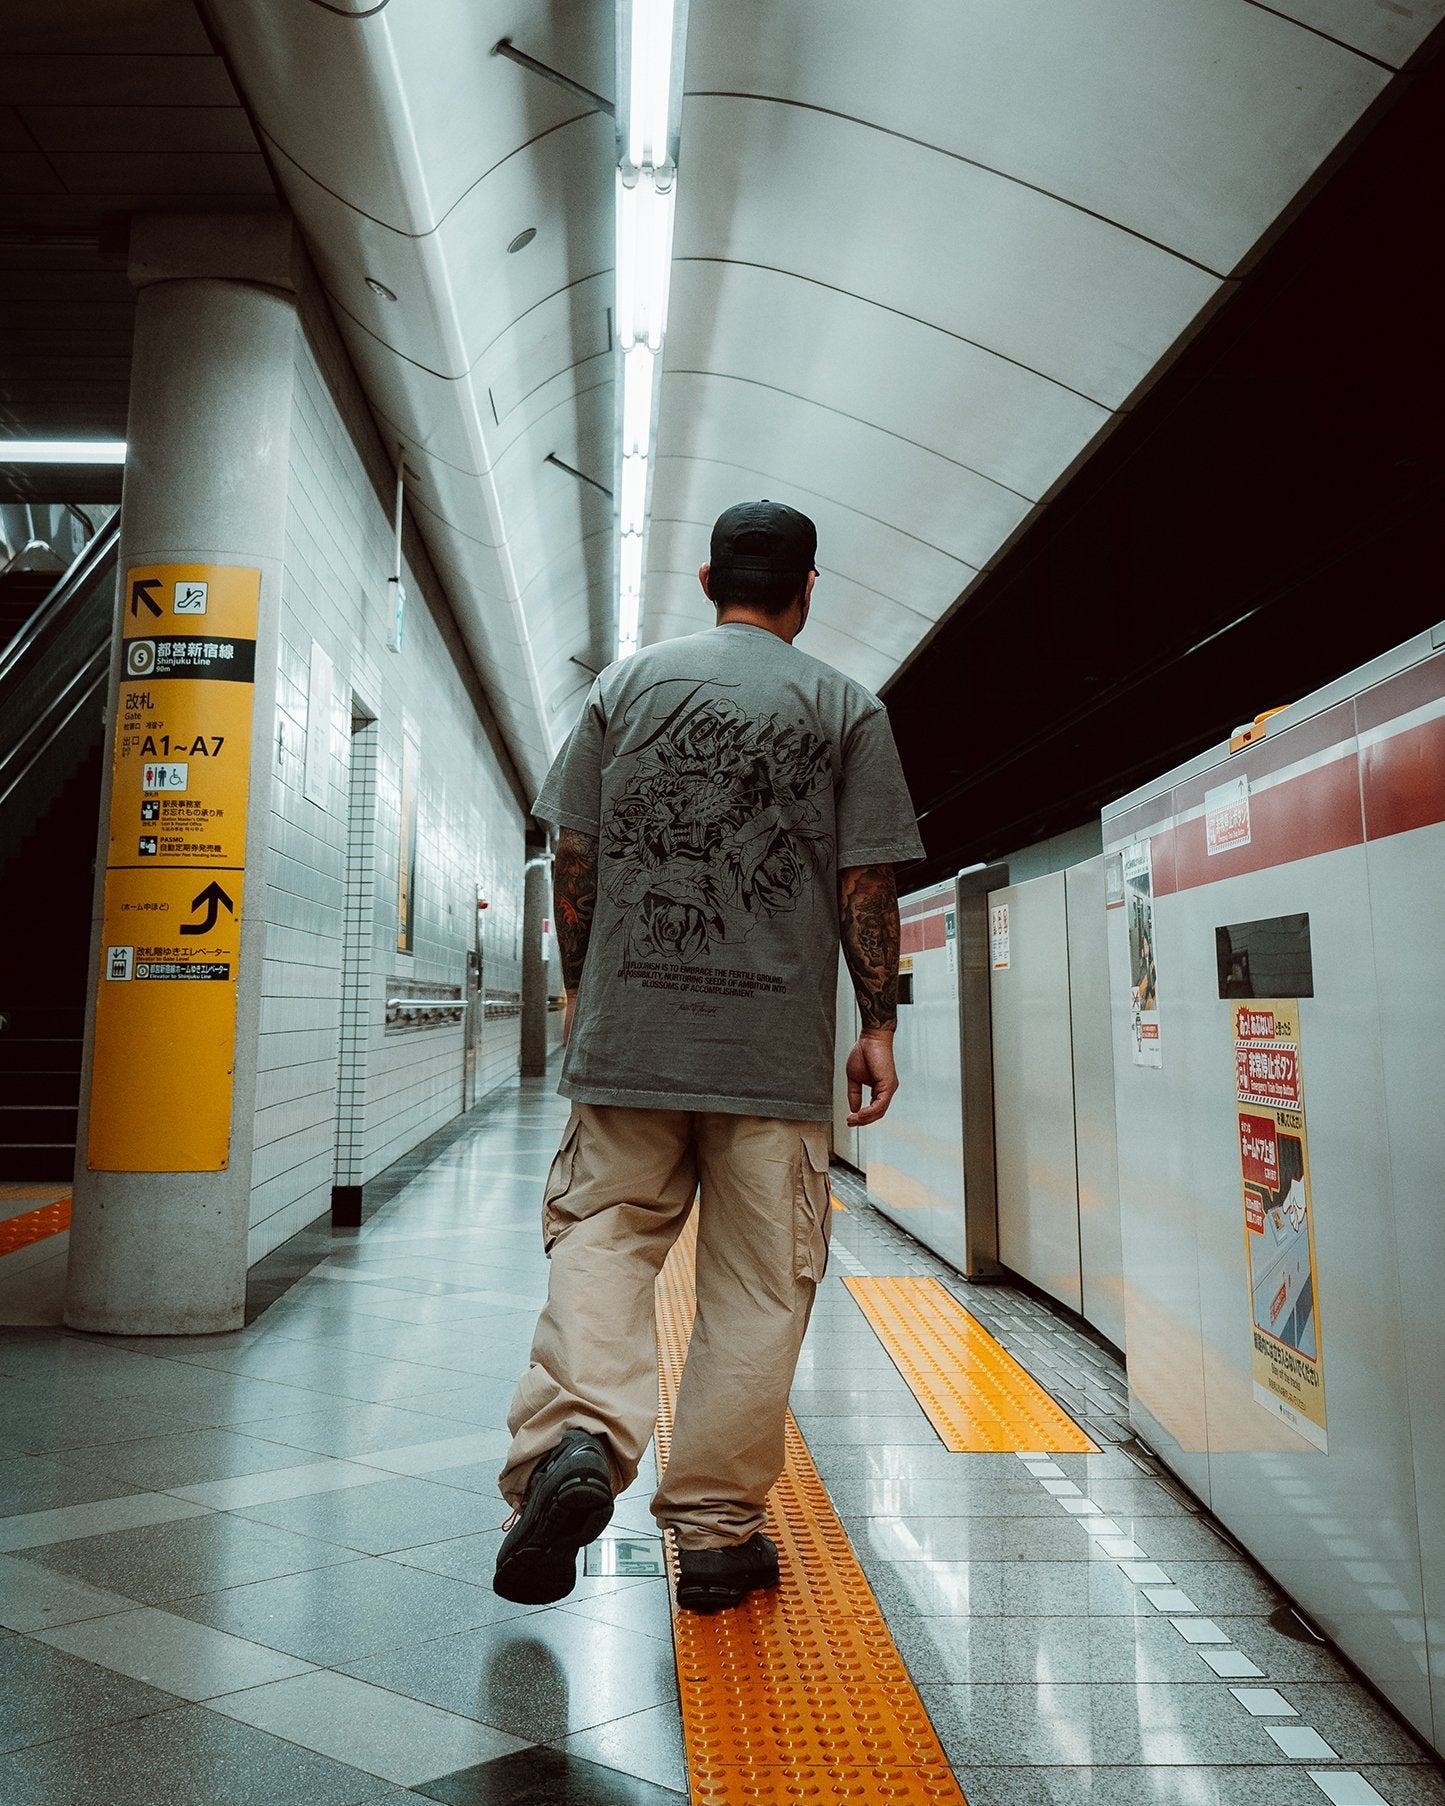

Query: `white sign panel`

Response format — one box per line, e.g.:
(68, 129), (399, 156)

(1205, 774), (1252, 855)
(304, 640), (334, 807)
(990, 903), (1010, 970)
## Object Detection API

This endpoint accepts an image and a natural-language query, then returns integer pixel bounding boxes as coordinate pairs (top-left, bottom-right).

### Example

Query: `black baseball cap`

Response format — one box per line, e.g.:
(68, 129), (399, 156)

(709, 499), (817, 576)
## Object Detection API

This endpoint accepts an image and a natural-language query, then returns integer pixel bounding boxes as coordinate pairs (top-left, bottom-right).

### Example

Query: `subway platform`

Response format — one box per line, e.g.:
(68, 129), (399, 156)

(1, 1079), (1442, 1805)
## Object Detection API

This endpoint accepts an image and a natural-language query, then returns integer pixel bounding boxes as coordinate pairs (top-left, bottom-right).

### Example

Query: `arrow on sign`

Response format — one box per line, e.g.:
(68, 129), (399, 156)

(130, 577), (163, 619)
(180, 881), (234, 936)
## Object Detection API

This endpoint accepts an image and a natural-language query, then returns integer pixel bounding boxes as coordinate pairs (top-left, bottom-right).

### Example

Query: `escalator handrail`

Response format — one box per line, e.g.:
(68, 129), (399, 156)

(0, 513), (121, 693)
(0, 643), (109, 815)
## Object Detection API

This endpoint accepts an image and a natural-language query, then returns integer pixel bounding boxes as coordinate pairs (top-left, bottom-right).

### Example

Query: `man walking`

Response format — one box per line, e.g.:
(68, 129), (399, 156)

(494, 500), (923, 1611)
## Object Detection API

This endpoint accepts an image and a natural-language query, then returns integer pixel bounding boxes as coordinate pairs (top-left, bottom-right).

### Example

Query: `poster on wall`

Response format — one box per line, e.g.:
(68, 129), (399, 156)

(1123, 839), (1161, 1067)
(397, 734), (419, 954)
(1232, 998), (1327, 1451)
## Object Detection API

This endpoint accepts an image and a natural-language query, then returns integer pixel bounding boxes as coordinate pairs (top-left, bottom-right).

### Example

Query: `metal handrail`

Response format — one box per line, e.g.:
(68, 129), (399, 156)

(0, 513), (120, 692)
(0, 647), (108, 812)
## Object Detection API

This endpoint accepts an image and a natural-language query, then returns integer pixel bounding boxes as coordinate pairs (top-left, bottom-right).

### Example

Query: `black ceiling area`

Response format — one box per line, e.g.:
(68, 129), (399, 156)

(887, 30), (1445, 887)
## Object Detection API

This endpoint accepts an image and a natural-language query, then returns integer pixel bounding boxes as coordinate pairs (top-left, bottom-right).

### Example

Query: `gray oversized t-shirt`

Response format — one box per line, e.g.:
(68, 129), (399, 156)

(534, 623), (924, 1119)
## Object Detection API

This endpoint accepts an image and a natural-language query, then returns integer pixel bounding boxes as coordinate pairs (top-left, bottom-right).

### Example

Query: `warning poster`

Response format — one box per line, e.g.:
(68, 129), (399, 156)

(88, 565), (260, 1172)
(1232, 999), (1327, 1451)
(1123, 839), (1161, 1067)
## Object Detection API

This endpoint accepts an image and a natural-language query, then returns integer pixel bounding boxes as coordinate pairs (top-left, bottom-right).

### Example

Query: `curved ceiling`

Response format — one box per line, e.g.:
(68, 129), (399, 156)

(207, 0), (1438, 798)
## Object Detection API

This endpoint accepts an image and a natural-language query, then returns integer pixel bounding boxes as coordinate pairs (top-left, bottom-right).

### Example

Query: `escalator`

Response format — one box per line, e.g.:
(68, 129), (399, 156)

(0, 519), (121, 1178)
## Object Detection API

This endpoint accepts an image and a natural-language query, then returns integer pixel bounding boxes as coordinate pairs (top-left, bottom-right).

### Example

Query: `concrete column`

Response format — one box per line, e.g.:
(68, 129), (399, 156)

(66, 216), (298, 1334)
(520, 853), (551, 1077)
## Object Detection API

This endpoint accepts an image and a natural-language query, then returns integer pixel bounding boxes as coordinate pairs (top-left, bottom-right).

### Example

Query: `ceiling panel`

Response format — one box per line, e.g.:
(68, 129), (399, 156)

(655, 371), (1031, 572)
(675, 95), (1221, 409)
(650, 262), (1111, 503)
(1256, 0), (1445, 66)
(267, 113), (613, 386)
(685, 0), (1390, 273)
(215, 0), (612, 233)
(648, 452), (976, 611)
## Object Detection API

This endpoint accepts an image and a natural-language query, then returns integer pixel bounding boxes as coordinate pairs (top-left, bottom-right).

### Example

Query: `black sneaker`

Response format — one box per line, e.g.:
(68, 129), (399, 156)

(493, 1430), (614, 1604)
(675, 1532), (780, 1613)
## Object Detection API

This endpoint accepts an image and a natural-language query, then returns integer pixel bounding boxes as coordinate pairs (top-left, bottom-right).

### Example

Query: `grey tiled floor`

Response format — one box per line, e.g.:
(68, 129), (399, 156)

(0, 1077), (1440, 1804)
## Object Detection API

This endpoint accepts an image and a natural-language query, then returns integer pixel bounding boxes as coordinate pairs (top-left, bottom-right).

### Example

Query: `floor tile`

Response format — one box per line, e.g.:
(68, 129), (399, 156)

(0, 1394), (215, 1452)
(170, 1553), (513, 1665)
(241, 1401), (491, 1460)
(0, 1487), (211, 1554)
(561, 1581), (676, 1643)
(232, 1473), (506, 1554)
(892, 1612), (1256, 1683)
(22, 1504), (359, 1603)
(0, 1552), (137, 1631)
(44, 1602), (309, 1710)
(552, 1701), (689, 1796)
(415, 1744), (686, 1804)
(0, 1631), (182, 1754)
(80, 1427), (327, 1491)
(341, 1606), (678, 1741)
(168, 1456), (394, 1510)
(209, 1668), (526, 1785)
(948, 1764), (1354, 1803)
(349, 1429), (511, 1479)
(0, 1702), (388, 1805)
(0, 1449), (144, 1519)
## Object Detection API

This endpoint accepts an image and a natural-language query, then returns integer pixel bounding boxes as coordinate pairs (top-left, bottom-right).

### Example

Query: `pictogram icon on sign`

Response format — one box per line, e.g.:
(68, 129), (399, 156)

(126, 641), (155, 677)
(180, 880), (234, 936)
(106, 946), (134, 981)
(173, 580), (208, 614)
(129, 577), (163, 619)
(142, 762), (187, 792)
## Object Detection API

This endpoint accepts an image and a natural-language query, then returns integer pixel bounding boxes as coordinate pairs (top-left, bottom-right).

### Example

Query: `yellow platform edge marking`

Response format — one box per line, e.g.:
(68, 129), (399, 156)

(0, 1197), (72, 1259)
(829, 1191), (847, 1211)
(845, 1275), (1099, 1455)
(656, 1213), (967, 1804)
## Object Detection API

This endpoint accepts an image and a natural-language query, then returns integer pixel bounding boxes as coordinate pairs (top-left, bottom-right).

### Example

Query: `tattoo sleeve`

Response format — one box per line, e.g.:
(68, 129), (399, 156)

(553, 827), (599, 992)
(838, 864), (900, 1031)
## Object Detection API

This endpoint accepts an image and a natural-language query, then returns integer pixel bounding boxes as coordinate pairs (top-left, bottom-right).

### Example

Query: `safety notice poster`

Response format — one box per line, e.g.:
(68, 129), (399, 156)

(1123, 840), (1161, 1067)
(1232, 999), (1327, 1450)
(88, 565), (260, 1172)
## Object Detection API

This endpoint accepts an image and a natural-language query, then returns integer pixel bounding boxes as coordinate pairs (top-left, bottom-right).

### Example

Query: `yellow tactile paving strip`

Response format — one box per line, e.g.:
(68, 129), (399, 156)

(0, 1197), (71, 1258)
(655, 1212), (967, 1804)
(845, 1275), (1098, 1455)
(829, 1191), (847, 1211)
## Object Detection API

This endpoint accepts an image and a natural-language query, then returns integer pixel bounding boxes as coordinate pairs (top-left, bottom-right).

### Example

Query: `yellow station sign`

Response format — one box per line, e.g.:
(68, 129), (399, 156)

(88, 565), (260, 1172)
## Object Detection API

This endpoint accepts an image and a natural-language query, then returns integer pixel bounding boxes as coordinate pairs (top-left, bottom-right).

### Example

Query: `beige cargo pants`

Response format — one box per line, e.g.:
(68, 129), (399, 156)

(498, 1103), (833, 1550)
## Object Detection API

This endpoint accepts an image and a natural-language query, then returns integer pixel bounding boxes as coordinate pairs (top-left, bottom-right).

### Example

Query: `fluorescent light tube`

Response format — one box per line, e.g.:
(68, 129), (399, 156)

(644, 178), (675, 351)
(615, 169), (638, 350)
(622, 346), (653, 457)
(615, 171), (675, 352)
(628, 0), (676, 169)
(0, 440), (126, 463)
(618, 588), (641, 658)
(620, 453), (648, 535)
(620, 532), (644, 595)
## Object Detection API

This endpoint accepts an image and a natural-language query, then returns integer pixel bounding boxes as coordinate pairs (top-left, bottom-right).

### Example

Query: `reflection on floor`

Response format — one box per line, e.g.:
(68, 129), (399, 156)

(0, 1078), (1440, 1805)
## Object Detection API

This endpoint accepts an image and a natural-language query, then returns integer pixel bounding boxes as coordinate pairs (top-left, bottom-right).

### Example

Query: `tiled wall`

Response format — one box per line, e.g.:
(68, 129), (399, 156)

(248, 288), (528, 1264)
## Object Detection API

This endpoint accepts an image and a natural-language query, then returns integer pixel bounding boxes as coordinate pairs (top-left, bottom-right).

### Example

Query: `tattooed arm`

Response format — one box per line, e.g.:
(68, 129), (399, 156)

(553, 827), (599, 1039)
(838, 863), (901, 1125)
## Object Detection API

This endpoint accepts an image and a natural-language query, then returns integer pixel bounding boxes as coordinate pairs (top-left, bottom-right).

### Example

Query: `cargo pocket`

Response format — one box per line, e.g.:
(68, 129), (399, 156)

(541, 1112), (582, 1254)
(793, 1127), (833, 1283)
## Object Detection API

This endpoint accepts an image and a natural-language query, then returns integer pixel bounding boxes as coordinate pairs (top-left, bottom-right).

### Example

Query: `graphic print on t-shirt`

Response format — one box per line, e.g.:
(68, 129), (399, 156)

(601, 679), (832, 1000)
